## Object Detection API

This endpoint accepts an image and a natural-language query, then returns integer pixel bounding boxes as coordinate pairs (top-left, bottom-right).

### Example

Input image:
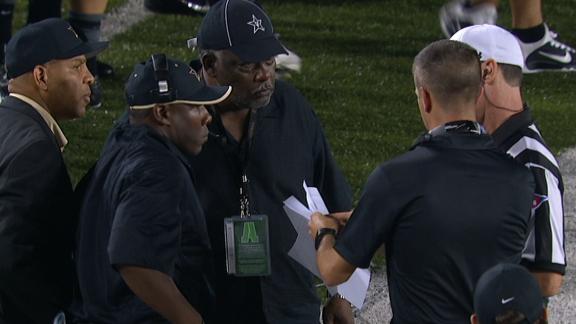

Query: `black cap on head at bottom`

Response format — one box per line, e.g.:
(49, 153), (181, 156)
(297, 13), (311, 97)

(125, 54), (231, 109)
(474, 263), (544, 324)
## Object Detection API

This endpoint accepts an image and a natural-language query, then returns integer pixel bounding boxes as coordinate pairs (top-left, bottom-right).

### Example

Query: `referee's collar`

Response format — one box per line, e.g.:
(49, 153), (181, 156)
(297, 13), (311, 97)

(490, 104), (533, 146)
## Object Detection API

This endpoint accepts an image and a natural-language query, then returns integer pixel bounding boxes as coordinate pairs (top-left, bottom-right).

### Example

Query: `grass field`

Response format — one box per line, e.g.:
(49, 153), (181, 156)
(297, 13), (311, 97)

(14, 0), (576, 197)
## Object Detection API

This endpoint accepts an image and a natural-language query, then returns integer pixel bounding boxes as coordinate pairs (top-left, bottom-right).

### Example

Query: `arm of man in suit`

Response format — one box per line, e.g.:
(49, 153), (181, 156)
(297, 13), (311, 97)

(0, 139), (70, 322)
(119, 266), (204, 324)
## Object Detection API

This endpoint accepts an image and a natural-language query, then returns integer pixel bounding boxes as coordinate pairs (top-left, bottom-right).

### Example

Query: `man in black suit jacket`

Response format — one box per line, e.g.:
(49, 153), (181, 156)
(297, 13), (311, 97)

(0, 18), (106, 323)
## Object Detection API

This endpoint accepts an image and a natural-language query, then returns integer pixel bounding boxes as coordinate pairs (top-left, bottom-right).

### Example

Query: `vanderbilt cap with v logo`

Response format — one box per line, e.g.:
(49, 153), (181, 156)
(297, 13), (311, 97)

(126, 54), (231, 109)
(191, 0), (287, 63)
(5, 18), (108, 79)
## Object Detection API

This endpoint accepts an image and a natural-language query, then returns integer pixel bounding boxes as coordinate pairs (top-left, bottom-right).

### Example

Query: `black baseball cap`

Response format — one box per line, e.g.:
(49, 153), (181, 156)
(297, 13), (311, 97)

(474, 263), (544, 324)
(5, 18), (108, 79)
(191, 0), (287, 63)
(125, 54), (231, 109)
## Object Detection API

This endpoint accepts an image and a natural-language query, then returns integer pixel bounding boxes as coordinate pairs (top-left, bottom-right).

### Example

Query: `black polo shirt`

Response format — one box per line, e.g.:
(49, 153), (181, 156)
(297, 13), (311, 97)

(335, 129), (535, 323)
(190, 80), (352, 323)
(73, 121), (213, 323)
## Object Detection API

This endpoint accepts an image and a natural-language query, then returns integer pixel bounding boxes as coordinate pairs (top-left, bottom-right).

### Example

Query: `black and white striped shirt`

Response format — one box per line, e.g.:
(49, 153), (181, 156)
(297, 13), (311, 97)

(492, 107), (566, 274)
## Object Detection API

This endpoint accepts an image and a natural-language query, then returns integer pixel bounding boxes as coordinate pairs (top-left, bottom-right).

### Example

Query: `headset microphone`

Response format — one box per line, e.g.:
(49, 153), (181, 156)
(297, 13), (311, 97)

(151, 53), (172, 102)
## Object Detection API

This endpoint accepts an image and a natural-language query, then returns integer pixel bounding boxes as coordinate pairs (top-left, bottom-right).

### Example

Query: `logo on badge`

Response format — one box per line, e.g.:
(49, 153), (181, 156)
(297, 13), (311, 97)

(241, 221), (259, 243)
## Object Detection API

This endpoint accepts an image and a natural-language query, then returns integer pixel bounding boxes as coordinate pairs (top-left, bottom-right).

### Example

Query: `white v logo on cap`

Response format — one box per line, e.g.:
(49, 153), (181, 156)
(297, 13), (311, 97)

(247, 14), (265, 34)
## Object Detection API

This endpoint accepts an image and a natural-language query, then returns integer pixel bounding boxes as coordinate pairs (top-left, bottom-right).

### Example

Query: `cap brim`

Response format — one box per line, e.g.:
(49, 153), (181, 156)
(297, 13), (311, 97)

(60, 40), (109, 60)
(185, 84), (232, 105)
(130, 85), (232, 110)
(230, 36), (288, 63)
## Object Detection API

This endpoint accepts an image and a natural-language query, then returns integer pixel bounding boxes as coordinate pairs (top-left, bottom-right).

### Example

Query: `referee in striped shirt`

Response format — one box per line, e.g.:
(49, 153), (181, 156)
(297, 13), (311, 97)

(452, 25), (565, 303)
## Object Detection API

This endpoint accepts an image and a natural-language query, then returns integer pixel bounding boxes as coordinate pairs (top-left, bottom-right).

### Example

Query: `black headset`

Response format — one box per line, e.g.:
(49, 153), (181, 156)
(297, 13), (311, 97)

(151, 53), (173, 103)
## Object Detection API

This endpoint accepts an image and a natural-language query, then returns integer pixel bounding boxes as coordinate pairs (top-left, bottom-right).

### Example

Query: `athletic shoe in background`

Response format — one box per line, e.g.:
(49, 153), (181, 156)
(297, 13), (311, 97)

(145, 0), (210, 15)
(439, 0), (497, 38)
(519, 24), (576, 73)
(275, 48), (302, 79)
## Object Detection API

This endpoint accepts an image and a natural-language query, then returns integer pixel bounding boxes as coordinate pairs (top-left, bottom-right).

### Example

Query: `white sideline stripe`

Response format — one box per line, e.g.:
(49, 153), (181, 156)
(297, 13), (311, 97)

(101, 0), (153, 40)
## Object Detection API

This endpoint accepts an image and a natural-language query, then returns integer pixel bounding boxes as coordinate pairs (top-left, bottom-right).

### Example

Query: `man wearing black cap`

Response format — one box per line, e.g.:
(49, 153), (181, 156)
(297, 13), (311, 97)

(472, 263), (547, 324)
(72, 54), (230, 323)
(0, 18), (106, 323)
(188, 0), (354, 323)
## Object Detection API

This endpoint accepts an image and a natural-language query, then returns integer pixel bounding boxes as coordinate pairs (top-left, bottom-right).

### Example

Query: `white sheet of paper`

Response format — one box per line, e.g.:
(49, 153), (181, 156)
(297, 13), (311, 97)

(283, 202), (319, 276)
(332, 267), (371, 310)
(283, 181), (371, 309)
(304, 181), (329, 215)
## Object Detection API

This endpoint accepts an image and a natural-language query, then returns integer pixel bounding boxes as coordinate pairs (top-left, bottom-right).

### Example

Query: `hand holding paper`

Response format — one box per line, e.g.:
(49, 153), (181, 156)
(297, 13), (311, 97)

(283, 181), (370, 310)
(330, 211), (353, 228)
(308, 211), (338, 240)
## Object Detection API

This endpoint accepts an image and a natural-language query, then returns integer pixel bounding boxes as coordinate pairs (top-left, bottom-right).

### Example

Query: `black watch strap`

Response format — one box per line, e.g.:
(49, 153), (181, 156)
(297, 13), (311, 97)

(315, 228), (337, 250)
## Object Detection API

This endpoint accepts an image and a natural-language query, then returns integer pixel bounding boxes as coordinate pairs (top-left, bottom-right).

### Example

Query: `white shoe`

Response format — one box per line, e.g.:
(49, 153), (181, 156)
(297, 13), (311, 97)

(518, 24), (576, 73)
(275, 48), (302, 79)
(179, 0), (210, 14)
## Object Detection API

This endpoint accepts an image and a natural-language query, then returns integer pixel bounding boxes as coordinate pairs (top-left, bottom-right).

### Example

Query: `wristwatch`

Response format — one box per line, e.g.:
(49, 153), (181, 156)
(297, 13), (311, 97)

(315, 228), (337, 250)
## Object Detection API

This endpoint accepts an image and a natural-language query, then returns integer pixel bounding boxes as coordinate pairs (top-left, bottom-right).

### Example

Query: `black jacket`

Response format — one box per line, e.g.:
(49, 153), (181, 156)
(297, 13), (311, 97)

(0, 96), (75, 323)
(336, 127), (535, 323)
(73, 121), (214, 323)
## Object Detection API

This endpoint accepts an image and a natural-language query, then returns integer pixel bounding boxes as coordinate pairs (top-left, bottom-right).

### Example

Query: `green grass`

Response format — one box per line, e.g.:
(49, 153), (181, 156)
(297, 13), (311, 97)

(12, 0), (576, 192)
(5, 0), (574, 301)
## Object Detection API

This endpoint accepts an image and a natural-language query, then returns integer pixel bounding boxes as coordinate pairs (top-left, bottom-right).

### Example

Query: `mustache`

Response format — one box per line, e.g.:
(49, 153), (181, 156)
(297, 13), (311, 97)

(253, 84), (273, 94)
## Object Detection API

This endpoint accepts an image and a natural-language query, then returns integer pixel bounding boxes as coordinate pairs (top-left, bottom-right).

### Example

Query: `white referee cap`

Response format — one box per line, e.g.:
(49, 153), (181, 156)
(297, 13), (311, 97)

(450, 24), (524, 68)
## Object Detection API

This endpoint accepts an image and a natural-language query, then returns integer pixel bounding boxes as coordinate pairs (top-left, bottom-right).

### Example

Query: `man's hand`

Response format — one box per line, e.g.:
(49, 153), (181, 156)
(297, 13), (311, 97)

(309, 212), (357, 286)
(322, 294), (354, 324)
(119, 266), (204, 324)
(330, 211), (353, 229)
(309, 212), (339, 239)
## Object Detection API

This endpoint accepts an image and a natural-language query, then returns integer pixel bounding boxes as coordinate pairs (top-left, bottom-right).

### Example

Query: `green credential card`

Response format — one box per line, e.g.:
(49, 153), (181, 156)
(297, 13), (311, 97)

(224, 215), (271, 276)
